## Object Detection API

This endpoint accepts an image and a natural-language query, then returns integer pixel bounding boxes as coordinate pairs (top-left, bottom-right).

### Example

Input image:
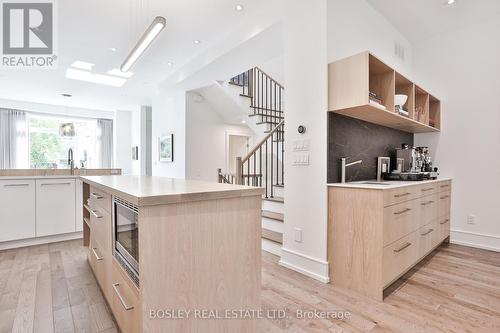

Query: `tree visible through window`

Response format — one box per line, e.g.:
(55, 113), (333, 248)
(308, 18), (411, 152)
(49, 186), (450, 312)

(28, 115), (98, 169)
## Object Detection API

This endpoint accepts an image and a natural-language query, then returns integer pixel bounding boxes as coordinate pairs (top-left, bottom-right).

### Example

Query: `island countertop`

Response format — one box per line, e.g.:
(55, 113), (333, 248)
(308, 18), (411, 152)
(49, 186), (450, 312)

(80, 175), (264, 206)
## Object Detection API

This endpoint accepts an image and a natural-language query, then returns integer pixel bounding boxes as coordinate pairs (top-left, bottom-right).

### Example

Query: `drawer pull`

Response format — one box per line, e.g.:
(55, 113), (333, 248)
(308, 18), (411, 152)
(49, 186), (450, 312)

(4, 183), (30, 187)
(91, 210), (103, 219)
(394, 192), (411, 198)
(420, 228), (434, 236)
(112, 283), (134, 311)
(421, 201), (435, 206)
(40, 182), (71, 186)
(440, 184), (449, 188)
(92, 247), (103, 261)
(440, 195), (450, 200)
(394, 208), (412, 215)
(90, 192), (103, 199)
(394, 242), (412, 253)
(440, 219), (450, 225)
(421, 187), (434, 192)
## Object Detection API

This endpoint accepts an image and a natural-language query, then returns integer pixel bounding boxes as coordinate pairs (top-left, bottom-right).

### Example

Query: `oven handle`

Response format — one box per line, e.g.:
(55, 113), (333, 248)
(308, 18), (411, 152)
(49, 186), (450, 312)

(112, 283), (134, 311)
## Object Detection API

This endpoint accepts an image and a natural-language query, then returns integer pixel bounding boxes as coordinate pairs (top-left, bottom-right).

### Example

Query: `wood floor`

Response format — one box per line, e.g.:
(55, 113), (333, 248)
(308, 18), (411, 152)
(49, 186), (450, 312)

(1, 241), (499, 333)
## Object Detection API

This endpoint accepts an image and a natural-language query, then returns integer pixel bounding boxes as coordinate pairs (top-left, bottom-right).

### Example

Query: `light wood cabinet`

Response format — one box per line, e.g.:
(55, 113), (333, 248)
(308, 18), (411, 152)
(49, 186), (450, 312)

(0, 180), (36, 242)
(328, 51), (441, 133)
(35, 179), (76, 237)
(328, 179), (452, 301)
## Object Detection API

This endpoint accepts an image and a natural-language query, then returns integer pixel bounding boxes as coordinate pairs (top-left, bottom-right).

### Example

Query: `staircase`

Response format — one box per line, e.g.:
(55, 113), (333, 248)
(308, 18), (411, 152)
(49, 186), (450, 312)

(219, 67), (285, 257)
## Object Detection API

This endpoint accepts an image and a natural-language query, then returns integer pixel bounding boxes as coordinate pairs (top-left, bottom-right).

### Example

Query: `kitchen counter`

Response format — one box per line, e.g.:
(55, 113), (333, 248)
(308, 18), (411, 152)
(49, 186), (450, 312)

(81, 175), (264, 206)
(327, 177), (452, 190)
(0, 168), (121, 179)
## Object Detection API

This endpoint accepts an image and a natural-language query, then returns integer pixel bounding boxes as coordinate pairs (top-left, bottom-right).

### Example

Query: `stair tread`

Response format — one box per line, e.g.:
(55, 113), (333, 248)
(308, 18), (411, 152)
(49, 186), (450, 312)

(274, 184), (284, 188)
(248, 113), (284, 119)
(262, 210), (284, 222)
(263, 196), (284, 203)
(262, 228), (283, 244)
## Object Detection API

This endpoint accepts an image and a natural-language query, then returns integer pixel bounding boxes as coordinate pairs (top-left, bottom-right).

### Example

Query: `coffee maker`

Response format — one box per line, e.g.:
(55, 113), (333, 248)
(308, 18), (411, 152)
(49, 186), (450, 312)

(390, 144), (439, 180)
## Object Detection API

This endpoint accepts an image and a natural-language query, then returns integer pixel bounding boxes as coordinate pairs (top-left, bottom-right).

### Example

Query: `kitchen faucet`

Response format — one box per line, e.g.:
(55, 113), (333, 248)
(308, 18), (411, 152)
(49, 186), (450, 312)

(68, 148), (74, 175)
(340, 157), (362, 183)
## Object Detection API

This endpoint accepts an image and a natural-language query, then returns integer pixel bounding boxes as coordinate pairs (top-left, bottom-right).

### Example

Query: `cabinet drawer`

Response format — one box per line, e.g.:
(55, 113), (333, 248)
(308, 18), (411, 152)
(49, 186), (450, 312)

(417, 184), (439, 196)
(88, 237), (112, 300)
(384, 186), (419, 207)
(436, 216), (451, 243)
(90, 207), (112, 253)
(110, 260), (141, 333)
(383, 201), (417, 246)
(437, 181), (452, 192)
(415, 194), (438, 226)
(437, 192), (451, 218)
(416, 223), (437, 259)
(383, 231), (417, 287)
(89, 186), (112, 214)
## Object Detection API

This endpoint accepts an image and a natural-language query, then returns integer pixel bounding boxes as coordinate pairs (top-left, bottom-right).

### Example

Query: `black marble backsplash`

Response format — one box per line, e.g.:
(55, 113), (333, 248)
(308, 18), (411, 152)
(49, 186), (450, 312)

(327, 113), (414, 183)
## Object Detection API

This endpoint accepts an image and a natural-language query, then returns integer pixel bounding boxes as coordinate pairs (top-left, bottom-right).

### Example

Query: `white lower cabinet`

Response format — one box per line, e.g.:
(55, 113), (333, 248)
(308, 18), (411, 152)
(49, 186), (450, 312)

(0, 180), (36, 242)
(36, 178), (76, 237)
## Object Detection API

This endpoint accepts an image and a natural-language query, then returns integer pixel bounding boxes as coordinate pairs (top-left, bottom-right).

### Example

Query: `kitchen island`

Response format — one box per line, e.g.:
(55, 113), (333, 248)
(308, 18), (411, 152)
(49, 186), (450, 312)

(80, 175), (263, 333)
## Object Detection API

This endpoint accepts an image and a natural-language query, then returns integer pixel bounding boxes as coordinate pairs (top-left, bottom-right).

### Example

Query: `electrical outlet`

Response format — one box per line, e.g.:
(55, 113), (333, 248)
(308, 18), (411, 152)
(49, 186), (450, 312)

(467, 214), (476, 225)
(294, 228), (302, 243)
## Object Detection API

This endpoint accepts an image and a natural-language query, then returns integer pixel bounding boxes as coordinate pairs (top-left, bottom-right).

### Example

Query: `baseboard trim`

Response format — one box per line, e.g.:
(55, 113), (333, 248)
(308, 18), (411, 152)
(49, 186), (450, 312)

(450, 229), (500, 252)
(279, 247), (330, 283)
(0, 232), (83, 251)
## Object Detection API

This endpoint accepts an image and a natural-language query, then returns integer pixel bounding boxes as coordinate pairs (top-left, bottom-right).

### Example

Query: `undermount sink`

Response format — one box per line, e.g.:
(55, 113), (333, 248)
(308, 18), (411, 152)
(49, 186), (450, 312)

(355, 181), (391, 186)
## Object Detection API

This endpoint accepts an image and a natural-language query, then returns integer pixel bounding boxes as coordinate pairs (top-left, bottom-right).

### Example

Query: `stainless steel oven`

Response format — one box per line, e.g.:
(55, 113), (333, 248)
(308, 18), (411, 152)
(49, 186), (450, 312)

(112, 196), (139, 285)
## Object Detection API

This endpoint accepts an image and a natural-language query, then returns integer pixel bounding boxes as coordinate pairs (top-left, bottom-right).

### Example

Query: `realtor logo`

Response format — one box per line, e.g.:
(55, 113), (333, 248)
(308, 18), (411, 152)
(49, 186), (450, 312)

(1, 0), (57, 68)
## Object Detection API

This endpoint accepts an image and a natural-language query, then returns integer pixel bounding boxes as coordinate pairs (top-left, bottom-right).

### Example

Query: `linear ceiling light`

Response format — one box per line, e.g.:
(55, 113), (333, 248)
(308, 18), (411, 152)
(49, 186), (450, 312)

(120, 16), (166, 72)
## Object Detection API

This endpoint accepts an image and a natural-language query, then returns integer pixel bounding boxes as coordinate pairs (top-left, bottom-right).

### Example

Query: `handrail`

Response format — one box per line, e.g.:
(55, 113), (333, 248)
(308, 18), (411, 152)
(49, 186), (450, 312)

(254, 66), (285, 90)
(241, 120), (284, 164)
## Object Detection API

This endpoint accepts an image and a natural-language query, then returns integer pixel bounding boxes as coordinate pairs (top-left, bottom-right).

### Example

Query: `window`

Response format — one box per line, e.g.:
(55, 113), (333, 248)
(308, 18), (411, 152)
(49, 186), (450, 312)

(28, 114), (98, 169)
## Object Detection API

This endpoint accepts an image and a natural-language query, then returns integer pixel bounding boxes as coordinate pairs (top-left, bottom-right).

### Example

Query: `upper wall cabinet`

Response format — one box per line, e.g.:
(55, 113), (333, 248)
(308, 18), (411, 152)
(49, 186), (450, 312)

(328, 51), (441, 133)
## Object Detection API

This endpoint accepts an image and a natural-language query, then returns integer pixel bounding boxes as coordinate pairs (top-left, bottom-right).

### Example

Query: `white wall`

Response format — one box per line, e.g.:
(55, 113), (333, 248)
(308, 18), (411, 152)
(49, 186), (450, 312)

(279, 0), (419, 282)
(280, 0), (329, 282)
(185, 92), (254, 182)
(413, 17), (500, 251)
(152, 91), (186, 178)
(327, 0), (413, 76)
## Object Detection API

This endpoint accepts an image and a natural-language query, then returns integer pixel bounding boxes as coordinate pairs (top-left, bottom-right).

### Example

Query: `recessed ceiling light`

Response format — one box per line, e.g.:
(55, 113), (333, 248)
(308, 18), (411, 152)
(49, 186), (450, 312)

(65, 68), (127, 87)
(235, 4), (244, 11)
(71, 60), (94, 71)
(241, 120), (246, 124)
(166, 61), (173, 66)
(446, 0), (456, 5)
(193, 40), (201, 44)
(109, 47), (117, 52)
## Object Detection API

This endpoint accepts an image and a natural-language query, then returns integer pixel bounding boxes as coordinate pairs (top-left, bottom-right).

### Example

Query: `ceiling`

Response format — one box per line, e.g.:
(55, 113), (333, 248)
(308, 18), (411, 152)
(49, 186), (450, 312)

(367, 0), (500, 43)
(0, 0), (282, 111)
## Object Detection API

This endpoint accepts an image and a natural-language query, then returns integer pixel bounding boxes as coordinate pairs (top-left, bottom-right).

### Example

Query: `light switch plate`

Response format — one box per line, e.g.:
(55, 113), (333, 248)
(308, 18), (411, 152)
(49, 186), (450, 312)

(293, 139), (310, 152)
(293, 153), (309, 166)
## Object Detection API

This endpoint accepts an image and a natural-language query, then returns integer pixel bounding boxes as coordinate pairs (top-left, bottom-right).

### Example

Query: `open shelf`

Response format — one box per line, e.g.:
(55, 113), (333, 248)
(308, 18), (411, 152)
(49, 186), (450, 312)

(429, 95), (441, 130)
(328, 51), (441, 133)
(415, 85), (430, 125)
(334, 104), (439, 133)
(395, 73), (414, 119)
